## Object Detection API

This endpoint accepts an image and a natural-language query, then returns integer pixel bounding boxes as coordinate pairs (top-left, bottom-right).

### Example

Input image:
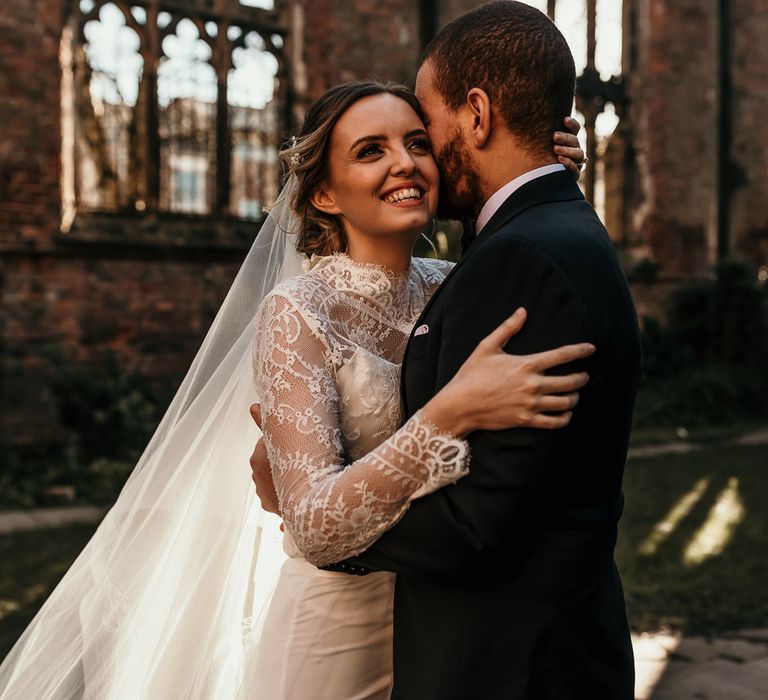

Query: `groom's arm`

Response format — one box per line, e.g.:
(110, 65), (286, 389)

(341, 234), (598, 579)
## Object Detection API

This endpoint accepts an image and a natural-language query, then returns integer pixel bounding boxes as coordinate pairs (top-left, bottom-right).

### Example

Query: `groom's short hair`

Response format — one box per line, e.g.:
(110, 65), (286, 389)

(421, 0), (576, 158)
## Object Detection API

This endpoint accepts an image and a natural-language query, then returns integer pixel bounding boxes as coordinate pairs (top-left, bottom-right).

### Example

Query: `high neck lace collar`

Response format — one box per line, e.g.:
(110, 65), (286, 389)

(306, 252), (419, 319)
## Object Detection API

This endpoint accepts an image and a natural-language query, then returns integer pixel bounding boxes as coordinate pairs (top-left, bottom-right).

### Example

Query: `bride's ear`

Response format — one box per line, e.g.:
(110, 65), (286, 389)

(466, 87), (492, 149)
(310, 186), (342, 216)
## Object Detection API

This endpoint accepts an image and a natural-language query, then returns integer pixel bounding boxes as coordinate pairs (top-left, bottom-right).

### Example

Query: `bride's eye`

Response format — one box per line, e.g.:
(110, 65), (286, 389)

(357, 143), (383, 158)
(408, 137), (431, 152)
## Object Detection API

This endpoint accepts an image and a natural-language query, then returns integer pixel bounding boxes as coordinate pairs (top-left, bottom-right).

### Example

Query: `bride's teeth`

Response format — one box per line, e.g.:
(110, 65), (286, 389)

(385, 187), (421, 203)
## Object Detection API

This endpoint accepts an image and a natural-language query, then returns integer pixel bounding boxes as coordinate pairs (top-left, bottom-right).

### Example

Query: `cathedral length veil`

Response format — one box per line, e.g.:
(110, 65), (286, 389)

(0, 177), (306, 699)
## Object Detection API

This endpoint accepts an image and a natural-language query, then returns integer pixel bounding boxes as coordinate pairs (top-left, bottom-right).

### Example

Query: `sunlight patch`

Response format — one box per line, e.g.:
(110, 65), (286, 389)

(638, 477), (710, 556)
(0, 598), (21, 621)
(683, 477), (745, 567)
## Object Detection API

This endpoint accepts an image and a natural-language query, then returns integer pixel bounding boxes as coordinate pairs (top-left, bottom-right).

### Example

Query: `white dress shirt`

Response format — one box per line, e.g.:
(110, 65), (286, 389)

(474, 163), (566, 235)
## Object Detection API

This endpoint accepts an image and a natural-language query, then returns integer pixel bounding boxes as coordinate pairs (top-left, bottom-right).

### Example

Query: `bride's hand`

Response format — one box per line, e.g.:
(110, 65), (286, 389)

(553, 116), (586, 180)
(249, 403), (281, 515)
(421, 308), (594, 437)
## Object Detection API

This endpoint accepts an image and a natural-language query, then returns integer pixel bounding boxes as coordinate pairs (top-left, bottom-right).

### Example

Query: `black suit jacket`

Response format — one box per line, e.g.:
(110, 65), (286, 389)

(342, 171), (641, 699)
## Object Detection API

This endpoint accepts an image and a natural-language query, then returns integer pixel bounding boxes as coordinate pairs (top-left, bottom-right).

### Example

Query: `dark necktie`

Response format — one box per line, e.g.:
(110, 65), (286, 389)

(460, 217), (476, 255)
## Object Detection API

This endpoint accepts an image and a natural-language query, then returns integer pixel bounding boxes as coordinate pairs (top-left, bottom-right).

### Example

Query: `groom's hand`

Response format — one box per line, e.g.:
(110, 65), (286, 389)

(249, 403), (281, 516)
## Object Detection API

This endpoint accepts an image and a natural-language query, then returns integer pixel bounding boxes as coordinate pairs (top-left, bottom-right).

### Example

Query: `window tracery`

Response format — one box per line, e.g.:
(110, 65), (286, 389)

(62, 0), (287, 228)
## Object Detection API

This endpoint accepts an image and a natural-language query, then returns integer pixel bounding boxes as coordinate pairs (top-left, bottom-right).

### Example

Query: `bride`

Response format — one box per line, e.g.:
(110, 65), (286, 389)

(0, 81), (586, 699)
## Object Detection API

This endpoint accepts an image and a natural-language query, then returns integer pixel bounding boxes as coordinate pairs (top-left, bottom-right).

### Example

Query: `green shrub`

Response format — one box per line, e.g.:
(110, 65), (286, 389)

(636, 260), (768, 429)
(1, 350), (169, 508)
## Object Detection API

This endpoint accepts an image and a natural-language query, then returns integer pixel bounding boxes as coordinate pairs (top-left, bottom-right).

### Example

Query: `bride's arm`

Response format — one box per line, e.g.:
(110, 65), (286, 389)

(253, 293), (593, 568)
(253, 293), (471, 568)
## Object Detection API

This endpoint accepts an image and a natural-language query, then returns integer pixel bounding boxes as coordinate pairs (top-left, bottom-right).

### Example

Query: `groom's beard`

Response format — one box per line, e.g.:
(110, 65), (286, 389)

(435, 129), (483, 221)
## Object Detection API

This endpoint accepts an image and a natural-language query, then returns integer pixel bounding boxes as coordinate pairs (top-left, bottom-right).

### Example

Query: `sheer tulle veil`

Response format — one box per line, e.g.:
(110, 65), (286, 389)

(0, 177), (305, 699)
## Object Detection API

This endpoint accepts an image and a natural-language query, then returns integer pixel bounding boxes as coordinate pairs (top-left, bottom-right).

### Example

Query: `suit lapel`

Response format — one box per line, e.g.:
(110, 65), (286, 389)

(400, 170), (585, 414)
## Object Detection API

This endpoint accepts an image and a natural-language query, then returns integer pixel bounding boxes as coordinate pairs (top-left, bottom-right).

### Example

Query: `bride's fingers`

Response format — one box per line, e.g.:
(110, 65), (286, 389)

(553, 131), (580, 147)
(554, 144), (584, 162)
(560, 156), (581, 178)
(536, 392), (580, 413)
(479, 308), (527, 352)
(529, 411), (573, 430)
(564, 115), (581, 135)
(530, 343), (595, 371)
(250, 403), (262, 427)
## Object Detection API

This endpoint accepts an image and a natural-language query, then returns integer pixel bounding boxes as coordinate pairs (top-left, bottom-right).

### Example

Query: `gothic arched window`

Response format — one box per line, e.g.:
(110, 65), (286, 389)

(61, 0), (288, 231)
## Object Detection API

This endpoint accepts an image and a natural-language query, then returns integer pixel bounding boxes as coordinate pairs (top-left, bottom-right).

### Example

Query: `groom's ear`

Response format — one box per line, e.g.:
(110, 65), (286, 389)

(466, 88), (492, 149)
(310, 185), (342, 216)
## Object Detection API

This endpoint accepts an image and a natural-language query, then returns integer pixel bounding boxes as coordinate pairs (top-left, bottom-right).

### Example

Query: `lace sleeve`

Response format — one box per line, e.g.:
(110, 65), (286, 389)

(253, 292), (470, 568)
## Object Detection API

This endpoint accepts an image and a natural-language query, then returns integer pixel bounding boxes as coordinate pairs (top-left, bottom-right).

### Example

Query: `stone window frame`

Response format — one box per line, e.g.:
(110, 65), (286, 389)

(59, 0), (290, 251)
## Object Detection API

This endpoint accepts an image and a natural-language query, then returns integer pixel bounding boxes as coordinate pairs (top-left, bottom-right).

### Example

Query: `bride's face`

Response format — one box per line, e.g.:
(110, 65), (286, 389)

(311, 93), (439, 245)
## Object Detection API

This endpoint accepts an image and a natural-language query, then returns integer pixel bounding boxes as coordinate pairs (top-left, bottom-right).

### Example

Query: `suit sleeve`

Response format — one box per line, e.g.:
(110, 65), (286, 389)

(341, 235), (596, 578)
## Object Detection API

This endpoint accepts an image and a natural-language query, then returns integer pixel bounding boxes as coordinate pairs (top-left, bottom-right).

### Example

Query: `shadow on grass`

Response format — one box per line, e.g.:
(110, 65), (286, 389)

(617, 443), (768, 636)
(1, 444), (765, 664)
(0, 523), (97, 659)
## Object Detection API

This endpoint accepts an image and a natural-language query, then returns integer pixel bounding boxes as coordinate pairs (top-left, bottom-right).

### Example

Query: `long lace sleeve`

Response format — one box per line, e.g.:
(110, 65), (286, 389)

(253, 292), (470, 568)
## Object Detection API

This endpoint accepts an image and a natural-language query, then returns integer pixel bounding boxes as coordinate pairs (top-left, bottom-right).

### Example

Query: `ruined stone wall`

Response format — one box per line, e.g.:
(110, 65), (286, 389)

(624, 0), (768, 278)
(0, 0), (241, 446)
(624, 0), (719, 278)
(0, 0), (62, 252)
(730, 0), (768, 264)
(4, 0), (766, 446)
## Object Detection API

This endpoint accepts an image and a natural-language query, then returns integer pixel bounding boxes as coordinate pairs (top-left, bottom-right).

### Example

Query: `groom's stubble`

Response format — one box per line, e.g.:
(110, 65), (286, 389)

(435, 127), (483, 221)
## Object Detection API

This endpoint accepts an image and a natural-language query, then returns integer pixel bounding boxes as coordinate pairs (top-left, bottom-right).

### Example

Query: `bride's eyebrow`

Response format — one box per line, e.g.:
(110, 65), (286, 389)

(349, 129), (429, 152)
(349, 134), (386, 151)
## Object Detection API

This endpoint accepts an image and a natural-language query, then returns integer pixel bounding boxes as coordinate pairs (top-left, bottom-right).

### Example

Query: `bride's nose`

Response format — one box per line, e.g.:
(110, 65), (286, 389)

(389, 145), (417, 177)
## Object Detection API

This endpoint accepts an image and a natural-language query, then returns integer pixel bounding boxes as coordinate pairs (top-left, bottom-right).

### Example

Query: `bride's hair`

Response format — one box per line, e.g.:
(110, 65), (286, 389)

(280, 80), (425, 257)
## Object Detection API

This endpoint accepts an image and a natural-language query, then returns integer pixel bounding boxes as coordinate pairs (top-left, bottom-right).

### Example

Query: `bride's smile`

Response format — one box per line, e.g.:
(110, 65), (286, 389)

(310, 92), (439, 253)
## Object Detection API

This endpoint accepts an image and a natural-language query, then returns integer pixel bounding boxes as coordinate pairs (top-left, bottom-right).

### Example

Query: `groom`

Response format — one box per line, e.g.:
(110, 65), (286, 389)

(254, 2), (640, 698)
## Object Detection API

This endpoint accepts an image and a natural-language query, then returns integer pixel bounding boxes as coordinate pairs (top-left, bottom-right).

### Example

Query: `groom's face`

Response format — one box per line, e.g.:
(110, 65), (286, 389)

(415, 60), (482, 220)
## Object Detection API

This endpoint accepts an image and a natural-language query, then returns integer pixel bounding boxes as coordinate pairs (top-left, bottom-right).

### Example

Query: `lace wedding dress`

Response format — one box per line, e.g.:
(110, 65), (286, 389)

(241, 252), (470, 699)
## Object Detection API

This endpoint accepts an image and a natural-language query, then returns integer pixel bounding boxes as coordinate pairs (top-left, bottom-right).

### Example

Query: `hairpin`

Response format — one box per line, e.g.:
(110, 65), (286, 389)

(289, 135), (303, 167)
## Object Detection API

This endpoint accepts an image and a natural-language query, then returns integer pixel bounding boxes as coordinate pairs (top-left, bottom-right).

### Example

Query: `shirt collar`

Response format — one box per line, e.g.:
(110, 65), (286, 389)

(475, 163), (567, 235)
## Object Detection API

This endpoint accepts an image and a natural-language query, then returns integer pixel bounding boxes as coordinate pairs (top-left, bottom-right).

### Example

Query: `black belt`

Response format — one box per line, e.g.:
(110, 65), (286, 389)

(322, 561), (371, 576)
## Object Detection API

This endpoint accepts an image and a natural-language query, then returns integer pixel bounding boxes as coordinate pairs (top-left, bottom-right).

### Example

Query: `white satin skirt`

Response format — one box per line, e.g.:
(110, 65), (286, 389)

(241, 556), (396, 699)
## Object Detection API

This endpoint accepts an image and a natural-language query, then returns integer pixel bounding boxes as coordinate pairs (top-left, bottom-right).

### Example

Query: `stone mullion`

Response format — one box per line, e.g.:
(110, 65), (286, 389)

(547, 0), (556, 21)
(67, 8), (84, 219)
(586, 0), (596, 71)
(716, 0), (732, 264)
(213, 21), (232, 218)
(143, 0), (161, 215)
(584, 0), (597, 203)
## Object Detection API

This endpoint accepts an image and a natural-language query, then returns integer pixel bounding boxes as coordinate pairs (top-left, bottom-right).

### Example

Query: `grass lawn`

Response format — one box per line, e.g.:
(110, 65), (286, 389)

(0, 523), (97, 659)
(1, 443), (765, 659)
(617, 443), (768, 636)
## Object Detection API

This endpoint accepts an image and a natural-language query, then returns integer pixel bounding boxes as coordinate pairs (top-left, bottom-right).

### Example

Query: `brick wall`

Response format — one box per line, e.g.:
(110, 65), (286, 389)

(730, 0), (768, 264)
(0, 0), (62, 252)
(289, 0), (484, 107)
(2, 253), (237, 445)
(625, 0), (718, 278)
(624, 0), (768, 279)
(0, 0), (245, 447)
